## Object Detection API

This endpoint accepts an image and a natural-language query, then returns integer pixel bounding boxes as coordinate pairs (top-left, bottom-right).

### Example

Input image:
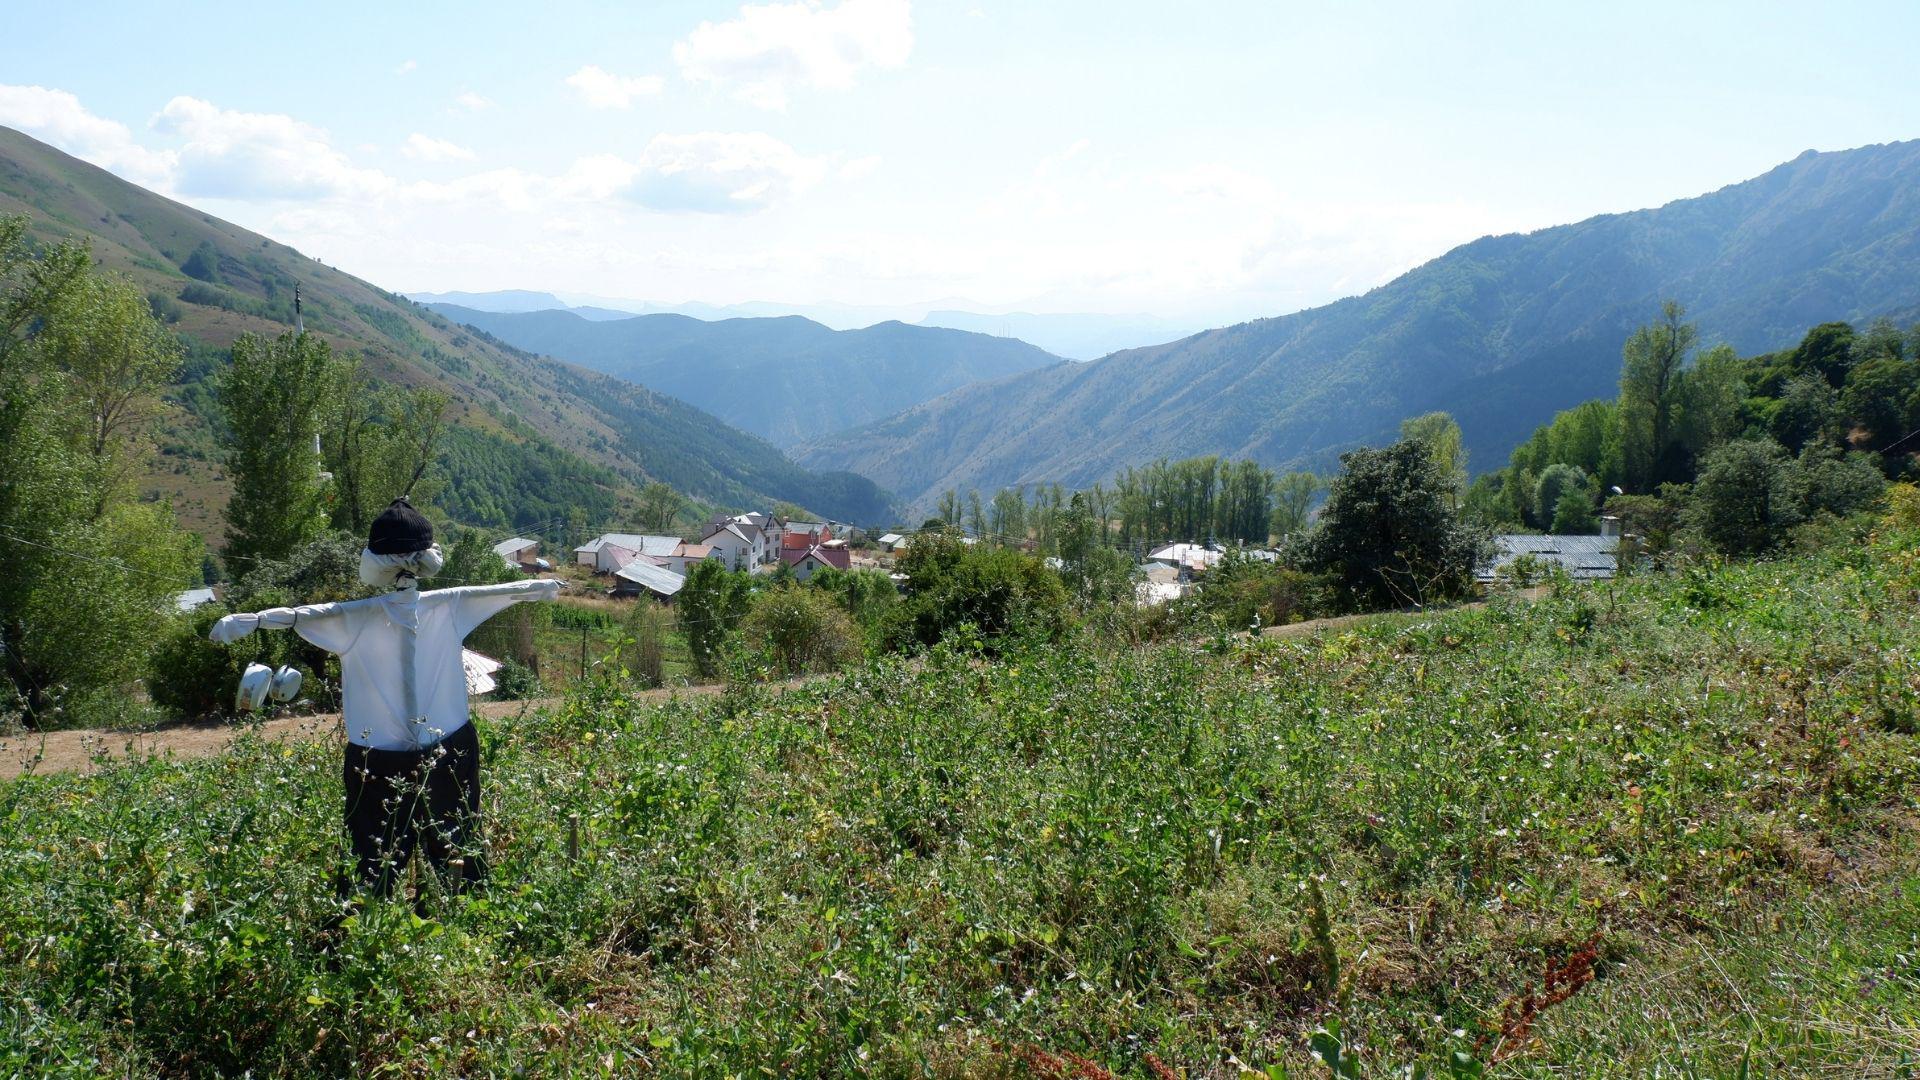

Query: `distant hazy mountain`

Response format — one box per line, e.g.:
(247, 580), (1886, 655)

(0, 126), (896, 531)
(406, 289), (570, 313)
(915, 310), (1200, 360)
(794, 140), (1920, 515)
(410, 289), (1192, 357)
(426, 305), (1064, 448)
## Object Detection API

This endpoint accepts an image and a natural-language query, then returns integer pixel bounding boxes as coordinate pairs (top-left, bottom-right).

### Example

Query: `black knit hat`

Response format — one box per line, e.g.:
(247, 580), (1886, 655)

(367, 497), (434, 555)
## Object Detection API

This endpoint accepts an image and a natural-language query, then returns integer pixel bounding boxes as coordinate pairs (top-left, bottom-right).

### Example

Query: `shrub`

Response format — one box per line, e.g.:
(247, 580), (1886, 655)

(1685, 438), (1806, 555)
(741, 584), (861, 676)
(885, 530), (1070, 654)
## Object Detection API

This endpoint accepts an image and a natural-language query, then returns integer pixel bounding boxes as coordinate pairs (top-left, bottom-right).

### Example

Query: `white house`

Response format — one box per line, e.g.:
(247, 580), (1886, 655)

(701, 522), (765, 570)
(1147, 542), (1222, 575)
(876, 532), (908, 552)
(574, 533), (681, 574)
(659, 542), (719, 576)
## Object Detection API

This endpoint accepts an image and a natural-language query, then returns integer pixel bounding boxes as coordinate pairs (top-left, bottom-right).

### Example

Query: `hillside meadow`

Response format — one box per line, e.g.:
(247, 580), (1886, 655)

(2, 527), (1917, 1077)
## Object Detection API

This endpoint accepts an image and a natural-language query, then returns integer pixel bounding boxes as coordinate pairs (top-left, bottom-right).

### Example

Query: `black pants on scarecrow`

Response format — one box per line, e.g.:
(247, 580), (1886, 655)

(341, 722), (486, 898)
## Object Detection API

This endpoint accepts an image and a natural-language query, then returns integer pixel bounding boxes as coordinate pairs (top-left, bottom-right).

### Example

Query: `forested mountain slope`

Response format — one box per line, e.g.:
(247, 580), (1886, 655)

(0, 126), (895, 534)
(427, 304), (1063, 448)
(794, 140), (1920, 514)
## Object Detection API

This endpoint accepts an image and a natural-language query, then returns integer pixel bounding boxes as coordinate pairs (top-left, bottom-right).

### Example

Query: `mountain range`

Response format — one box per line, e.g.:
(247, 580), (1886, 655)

(424, 304), (1063, 447)
(793, 140), (1920, 515)
(410, 289), (1198, 360)
(0, 125), (895, 535)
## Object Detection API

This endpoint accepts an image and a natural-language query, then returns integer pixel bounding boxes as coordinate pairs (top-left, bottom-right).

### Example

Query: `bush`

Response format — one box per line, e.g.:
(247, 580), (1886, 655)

(885, 530), (1070, 654)
(741, 584), (861, 677)
(491, 657), (542, 701)
(1192, 551), (1331, 629)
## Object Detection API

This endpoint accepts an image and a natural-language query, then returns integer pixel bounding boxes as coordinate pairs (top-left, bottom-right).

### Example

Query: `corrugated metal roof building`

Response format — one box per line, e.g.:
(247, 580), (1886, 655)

(1479, 534), (1618, 582)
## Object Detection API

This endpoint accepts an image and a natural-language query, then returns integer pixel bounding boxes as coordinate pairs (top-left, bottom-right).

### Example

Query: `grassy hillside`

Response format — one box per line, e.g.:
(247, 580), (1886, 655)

(3, 529), (1915, 1075)
(0, 126), (894, 535)
(797, 140), (1920, 515)
(428, 304), (1063, 448)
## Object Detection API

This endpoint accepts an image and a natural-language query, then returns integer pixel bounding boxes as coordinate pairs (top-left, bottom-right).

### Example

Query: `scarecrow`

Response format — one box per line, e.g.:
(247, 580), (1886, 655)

(210, 498), (559, 896)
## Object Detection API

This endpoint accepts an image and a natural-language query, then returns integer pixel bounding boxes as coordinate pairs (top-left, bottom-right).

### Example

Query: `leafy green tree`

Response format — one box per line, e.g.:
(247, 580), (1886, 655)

(1789, 321), (1857, 387)
(1769, 373), (1840, 453)
(1400, 411), (1467, 505)
(1685, 438), (1806, 555)
(1619, 301), (1698, 488)
(218, 330), (347, 563)
(1796, 443), (1885, 519)
(0, 217), (197, 725)
(1286, 439), (1489, 610)
(1056, 492), (1134, 608)
(989, 486), (1027, 544)
(1532, 463), (1588, 529)
(1272, 470), (1323, 539)
(1840, 355), (1919, 447)
(808, 566), (898, 638)
(37, 270), (183, 515)
(679, 560), (753, 677)
(638, 481), (683, 533)
(323, 372), (447, 535)
(1551, 486), (1596, 534)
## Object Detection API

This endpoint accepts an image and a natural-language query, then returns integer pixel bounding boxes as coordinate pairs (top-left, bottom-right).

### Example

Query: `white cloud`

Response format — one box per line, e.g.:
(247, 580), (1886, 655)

(151, 96), (393, 200)
(0, 84), (175, 188)
(625, 132), (826, 213)
(838, 154), (881, 180)
(402, 133), (475, 163)
(674, 0), (912, 110)
(453, 91), (493, 111)
(395, 59), (417, 75)
(564, 65), (665, 109)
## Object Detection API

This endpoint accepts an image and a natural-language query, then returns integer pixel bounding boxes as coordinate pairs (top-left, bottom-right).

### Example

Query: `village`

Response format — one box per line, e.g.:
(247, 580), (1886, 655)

(478, 511), (1623, 607)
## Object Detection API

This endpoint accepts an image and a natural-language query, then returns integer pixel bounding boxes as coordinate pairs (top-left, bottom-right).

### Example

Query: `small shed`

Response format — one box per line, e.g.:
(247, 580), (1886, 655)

(613, 560), (686, 600)
(492, 537), (540, 570)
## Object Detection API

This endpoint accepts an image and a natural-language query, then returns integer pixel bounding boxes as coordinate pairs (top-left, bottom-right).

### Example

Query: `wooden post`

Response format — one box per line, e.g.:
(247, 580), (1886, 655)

(567, 812), (581, 863)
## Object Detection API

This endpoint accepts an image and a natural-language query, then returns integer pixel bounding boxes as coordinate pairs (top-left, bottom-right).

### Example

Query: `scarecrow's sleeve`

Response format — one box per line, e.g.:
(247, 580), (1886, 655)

(207, 601), (355, 654)
(448, 579), (563, 638)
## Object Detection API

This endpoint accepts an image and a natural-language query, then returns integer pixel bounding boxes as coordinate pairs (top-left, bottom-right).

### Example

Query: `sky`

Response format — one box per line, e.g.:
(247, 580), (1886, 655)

(2, 1), (1917, 326)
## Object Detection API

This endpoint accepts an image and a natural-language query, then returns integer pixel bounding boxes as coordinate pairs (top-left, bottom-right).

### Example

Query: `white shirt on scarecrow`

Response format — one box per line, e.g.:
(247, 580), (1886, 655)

(210, 578), (560, 750)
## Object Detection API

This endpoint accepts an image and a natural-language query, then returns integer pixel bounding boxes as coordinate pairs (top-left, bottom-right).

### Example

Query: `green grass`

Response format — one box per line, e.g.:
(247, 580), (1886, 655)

(2, 533), (1917, 1077)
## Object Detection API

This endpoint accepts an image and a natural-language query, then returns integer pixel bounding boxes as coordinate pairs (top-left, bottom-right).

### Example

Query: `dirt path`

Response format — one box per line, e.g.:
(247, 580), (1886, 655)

(0, 683), (736, 781)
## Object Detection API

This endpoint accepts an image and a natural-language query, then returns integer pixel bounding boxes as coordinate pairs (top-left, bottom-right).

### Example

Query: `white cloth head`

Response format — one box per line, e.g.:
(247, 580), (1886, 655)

(358, 544), (444, 589)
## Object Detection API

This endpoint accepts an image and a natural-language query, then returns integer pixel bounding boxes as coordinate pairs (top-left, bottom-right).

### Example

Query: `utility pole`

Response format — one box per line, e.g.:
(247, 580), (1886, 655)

(294, 282), (303, 335)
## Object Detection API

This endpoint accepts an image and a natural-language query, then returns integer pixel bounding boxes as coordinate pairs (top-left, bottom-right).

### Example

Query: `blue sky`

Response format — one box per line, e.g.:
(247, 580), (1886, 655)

(2, 1), (1915, 325)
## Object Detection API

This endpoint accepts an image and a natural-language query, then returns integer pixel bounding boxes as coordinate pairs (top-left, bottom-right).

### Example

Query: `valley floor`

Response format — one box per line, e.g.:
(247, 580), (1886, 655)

(1, 537), (1916, 1077)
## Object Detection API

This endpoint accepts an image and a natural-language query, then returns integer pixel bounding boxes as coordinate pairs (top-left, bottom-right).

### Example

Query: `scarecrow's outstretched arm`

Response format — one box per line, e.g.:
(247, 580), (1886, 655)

(209, 601), (353, 652)
(448, 578), (564, 638)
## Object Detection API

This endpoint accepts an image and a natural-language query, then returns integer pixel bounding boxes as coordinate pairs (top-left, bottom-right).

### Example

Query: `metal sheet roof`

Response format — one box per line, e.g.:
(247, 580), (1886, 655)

(613, 560), (686, 596)
(1479, 534), (1619, 581)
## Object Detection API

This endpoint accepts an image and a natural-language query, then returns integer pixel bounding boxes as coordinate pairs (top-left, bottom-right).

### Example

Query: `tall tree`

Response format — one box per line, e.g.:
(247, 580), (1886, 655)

(1399, 411), (1467, 506)
(1618, 301), (1698, 489)
(218, 330), (347, 564)
(638, 481), (683, 533)
(323, 373), (448, 535)
(1289, 439), (1489, 610)
(0, 217), (196, 725)
(38, 271), (182, 516)
(1271, 471), (1323, 539)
